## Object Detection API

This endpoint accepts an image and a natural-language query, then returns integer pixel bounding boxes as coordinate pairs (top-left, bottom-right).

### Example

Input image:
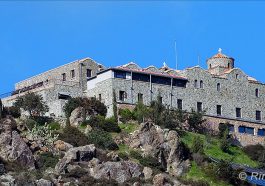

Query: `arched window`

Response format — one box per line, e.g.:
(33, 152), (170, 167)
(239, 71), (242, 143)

(236, 74), (239, 79)
(194, 80), (198, 88)
(209, 64), (212, 69)
(217, 83), (220, 91)
(255, 88), (259, 97)
(200, 80), (204, 88)
(228, 63), (230, 68)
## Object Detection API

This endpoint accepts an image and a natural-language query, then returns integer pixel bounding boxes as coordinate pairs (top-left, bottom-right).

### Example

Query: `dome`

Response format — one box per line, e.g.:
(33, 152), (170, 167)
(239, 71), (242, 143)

(208, 48), (233, 60)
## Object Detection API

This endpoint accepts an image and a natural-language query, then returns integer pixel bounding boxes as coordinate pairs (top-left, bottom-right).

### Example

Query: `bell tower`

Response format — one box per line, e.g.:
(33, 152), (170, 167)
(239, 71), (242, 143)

(207, 48), (234, 75)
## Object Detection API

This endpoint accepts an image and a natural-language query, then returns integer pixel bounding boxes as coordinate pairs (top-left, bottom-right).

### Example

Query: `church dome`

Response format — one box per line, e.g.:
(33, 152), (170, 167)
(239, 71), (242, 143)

(206, 48), (235, 75)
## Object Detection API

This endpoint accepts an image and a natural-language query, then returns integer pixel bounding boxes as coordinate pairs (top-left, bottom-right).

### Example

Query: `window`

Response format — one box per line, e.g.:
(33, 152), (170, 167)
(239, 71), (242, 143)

(228, 124), (235, 132)
(173, 79), (187, 87)
(255, 88), (259, 97)
(197, 102), (202, 112)
(236, 108), (241, 118)
(177, 99), (183, 110)
(256, 110), (261, 121)
(217, 105), (222, 116)
(119, 91), (126, 101)
(209, 64), (212, 69)
(58, 93), (71, 100)
(71, 70), (75, 78)
(217, 83), (220, 92)
(158, 96), (163, 104)
(228, 63), (230, 68)
(151, 76), (171, 85)
(200, 80), (203, 88)
(138, 93), (143, 103)
(87, 69), (92, 78)
(236, 74), (239, 79)
(62, 73), (66, 81)
(258, 129), (265, 136)
(114, 70), (126, 79)
(194, 80), (198, 88)
(238, 126), (254, 135)
(98, 94), (102, 102)
(132, 73), (150, 82)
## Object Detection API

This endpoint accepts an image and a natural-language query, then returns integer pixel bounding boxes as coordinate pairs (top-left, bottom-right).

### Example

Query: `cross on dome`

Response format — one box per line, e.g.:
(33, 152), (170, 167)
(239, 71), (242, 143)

(218, 48), (222, 53)
(163, 62), (168, 67)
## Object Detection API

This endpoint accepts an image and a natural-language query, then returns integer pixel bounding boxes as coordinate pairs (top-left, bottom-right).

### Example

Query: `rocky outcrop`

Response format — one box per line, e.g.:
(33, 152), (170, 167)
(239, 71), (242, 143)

(143, 167), (153, 180)
(0, 117), (35, 169)
(55, 144), (96, 174)
(90, 160), (142, 183)
(54, 140), (73, 152)
(69, 107), (86, 127)
(129, 122), (190, 177)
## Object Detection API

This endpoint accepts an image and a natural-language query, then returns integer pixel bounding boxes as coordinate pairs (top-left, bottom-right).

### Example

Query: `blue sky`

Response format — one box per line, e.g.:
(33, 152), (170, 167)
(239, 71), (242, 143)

(1, 1), (265, 94)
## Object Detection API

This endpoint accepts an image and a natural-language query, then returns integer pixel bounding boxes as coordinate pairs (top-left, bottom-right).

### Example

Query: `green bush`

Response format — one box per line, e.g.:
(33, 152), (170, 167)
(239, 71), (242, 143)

(118, 152), (129, 160)
(139, 155), (161, 169)
(191, 136), (204, 153)
(87, 129), (118, 150)
(119, 108), (134, 123)
(59, 125), (90, 147)
(85, 116), (121, 133)
(243, 144), (265, 162)
(130, 150), (142, 160)
(37, 152), (59, 170)
(25, 118), (38, 130)
(48, 122), (61, 130)
(3, 106), (21, 118)
(30, 116), (53, 125)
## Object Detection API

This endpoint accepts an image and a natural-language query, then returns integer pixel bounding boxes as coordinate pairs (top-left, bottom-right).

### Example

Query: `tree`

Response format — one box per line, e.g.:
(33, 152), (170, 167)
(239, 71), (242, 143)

(14, 92), (49, 117)
(149, 94), (165, 126)
(133, 102), (149, 124)
(63, 97), (107, 118)
(187, 109), (206, 133)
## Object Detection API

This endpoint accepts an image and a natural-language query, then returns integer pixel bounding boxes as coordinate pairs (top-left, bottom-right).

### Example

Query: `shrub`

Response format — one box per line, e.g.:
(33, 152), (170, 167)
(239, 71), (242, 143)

(25, 118), (38, 130)
(191, 136), (204, 153)
(187, 109), (206, 133)
(87, 129), (118, 150)
(48, 122), (61, 130)
(59, 125), (90, 147)
(14, 92), (49, 116)
(218, 123), (229, 139)
(130, 150), (142, 160)
(119, 108), (134, 123)
(243, 144), (265, 162)
(37, 152), (59, 170)
(64, 97), (107, 118)
(85, 116), (121, 133)
(133, 102), (149, 124)
(139, 155), (161, 169)
(118, 152), (129, 160)
(192, 153), (205, 166)
(30, 116), (53, 125)
(3, 106), (21, 118)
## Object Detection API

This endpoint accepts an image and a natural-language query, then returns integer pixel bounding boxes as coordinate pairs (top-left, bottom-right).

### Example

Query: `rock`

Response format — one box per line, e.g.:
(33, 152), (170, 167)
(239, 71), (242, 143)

(55, 144), (96, 174)
(129, 122), (190, 177)
(54, 140), (73, 152)
(143, 167), (153, 180)
(84, 124), (93, 134)
(0, 163), (5, 175)
(107, 151), (120, 162)
(69, 107), (86, 127)
(35, 178), (53, 186)
(9, 131), (35, 169)
(90, 160), (142, 183)
(0, 174), (15, 186)
(153, 173), (171, 186)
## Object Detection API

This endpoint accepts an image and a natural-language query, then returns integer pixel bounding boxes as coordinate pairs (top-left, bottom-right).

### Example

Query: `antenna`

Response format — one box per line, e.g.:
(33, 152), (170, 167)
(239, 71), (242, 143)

(174, 41), (178, 70)
(197, 54), (200, 67)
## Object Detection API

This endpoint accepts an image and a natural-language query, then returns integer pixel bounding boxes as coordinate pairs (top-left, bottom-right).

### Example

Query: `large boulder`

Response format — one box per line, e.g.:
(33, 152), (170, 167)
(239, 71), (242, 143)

(55, 144), (96, 174)
(129, 122), (190, 177)
(0, 117), (35, 169)
(69, 107), (86, 127)
(9, 131), (35, 169)
(90, 160), (142, 183)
